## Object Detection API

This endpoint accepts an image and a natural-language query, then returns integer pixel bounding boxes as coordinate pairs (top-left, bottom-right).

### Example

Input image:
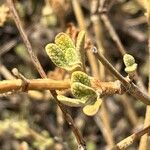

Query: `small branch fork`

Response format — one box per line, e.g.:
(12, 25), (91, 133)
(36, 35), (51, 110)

(92, 47), (150, 105)
(12, 68), (30, 92)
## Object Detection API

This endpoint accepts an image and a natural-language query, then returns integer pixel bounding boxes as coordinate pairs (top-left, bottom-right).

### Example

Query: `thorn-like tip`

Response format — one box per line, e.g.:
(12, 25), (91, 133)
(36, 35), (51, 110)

(12, 68), (19, 76)
(92, 46), (97, 53)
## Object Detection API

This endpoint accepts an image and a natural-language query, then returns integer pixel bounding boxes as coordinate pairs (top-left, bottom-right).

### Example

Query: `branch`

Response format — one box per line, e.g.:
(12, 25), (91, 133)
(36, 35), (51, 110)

(71, 0), (99, 78)
(111, 126), (150, 150)
(92, 47), (150, 105)
(6, 0), (46, 78)
(72, 0), (115, 147)
(0, 78), (123, 97)
(6, 0), (86, 148)
(99, 4), (146, 91)
(100, 14), (126, 55)
(139, 1), (150, 149)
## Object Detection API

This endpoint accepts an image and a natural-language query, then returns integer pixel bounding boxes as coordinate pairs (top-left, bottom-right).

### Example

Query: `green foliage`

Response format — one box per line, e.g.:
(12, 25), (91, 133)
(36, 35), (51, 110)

(45, 32), (102, 116)
(45, 32), (82, 72)
(71, 71), (91, 86)
(83, 99), (102, 117)
(58, 71), (102, 116)
(76, 30), (86, 65)
(71, 82), (96, 99)
(57, 95), (85, 107)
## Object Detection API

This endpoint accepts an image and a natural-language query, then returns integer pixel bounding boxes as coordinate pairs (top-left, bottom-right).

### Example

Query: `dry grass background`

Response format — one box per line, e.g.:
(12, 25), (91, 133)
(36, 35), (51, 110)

(0, 0), (150, 150)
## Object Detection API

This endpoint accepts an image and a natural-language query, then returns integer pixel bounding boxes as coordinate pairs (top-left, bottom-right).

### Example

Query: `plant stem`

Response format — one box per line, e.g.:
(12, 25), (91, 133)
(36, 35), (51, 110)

(6, 0), (86, 148)
(71, 0), (99, 78)
(111, 126), (150, 150)
(94, 4), (138, 126)
(91, 1), (115, 146)
(0, 78), (123, 96)
(139, 1), (150, 149)
(100, 7), (146, 91)
(93, 47), (129, 86)
(118, 95), (139, 127)
(72, 0), (86, 30)
(93, 47), (150, 105)
(100, 14), (126, 55)
(6, 0), (46, 78)
(0, 62), (15, 79)
(0, 79), (69, 93)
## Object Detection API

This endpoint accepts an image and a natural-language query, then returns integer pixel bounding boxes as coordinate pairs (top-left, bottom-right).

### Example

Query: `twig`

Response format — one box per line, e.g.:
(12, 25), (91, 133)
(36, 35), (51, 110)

(91, 11), (105, 76)
(0, 62), (15, 79)
(111, 126), (150, 150)
(94, 114), (114, 147)
(6, 0), (46, 78)
(91, 8), (139, 127)
(93, 47), (128, 86)
(139, 1), (150, 149)
(6, 0), (86, 148)
(71, 0), (99, 78)
(0, 64), (48, 100)
(92, 1), (138, 143)
(98, 0), (126, 56)
(99, 4), (146, 91)
(0, 38), (18, 56)
(72, 0), (115, 146)
(100, 14), (126, 55)
(72, 0), (86, 30)
(98, 103), (115, 147)
(117, 95), (139, 127)
(0, 78), (123, 96)
(125, 16), (146, 27)
(91, 0), (115, 147)
(92, 47), (150, 105)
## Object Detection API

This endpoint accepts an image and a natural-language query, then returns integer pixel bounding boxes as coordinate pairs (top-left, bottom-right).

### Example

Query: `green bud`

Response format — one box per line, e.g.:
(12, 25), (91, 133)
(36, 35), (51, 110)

(123, 54), (137, 73)
(123, 54), (135, 67)
(125, 63), (137, 73)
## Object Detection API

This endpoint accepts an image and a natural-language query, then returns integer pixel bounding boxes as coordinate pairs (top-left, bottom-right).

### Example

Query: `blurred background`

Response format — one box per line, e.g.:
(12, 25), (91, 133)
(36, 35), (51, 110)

(0, 0), (149, 149)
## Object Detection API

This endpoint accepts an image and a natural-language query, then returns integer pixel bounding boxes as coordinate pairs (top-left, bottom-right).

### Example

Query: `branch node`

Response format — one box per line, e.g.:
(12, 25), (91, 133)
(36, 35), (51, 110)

(12, 68), (29, 92)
